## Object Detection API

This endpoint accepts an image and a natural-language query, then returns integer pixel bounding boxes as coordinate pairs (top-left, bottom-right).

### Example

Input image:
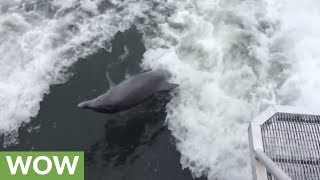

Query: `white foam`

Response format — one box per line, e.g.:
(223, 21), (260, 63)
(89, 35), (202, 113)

(140, 0), (315, 179)
(277, 0), (320, 114)
(0, 0), (149, 143)
(1, 0), (320, 179)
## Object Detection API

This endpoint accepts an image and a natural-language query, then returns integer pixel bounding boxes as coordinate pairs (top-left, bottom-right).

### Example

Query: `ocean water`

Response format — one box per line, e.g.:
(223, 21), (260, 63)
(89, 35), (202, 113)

(1, 0), (320, 180)
(1, 27), (203, 180)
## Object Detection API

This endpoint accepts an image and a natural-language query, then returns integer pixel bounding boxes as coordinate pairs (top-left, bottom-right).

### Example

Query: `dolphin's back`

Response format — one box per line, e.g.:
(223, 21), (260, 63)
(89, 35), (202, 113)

(110, 70), (167, 105)
(92, 69), (170, 111)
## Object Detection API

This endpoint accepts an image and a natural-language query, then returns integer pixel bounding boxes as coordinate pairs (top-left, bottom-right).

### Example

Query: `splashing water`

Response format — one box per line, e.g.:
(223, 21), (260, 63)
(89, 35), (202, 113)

(0, 0), (149, 142)
(140, 0), (320, 179)
(1, 0), (320, 179)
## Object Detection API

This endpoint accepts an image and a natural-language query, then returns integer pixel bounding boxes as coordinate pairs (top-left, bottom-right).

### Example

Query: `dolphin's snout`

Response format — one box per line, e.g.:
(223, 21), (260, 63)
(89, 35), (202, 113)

(77, 102), (84, 108)
(78, 101), (89, 109)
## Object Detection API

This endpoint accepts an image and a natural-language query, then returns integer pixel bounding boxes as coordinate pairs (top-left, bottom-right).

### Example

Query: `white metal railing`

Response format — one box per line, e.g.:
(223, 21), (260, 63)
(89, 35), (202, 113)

(248, 105), (320, 180)
(254, 149), (291, 180)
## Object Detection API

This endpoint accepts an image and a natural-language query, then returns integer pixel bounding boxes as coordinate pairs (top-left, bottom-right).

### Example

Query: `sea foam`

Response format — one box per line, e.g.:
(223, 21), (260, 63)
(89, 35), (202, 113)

(1, 0), (320, 179)
(140, 0), (312, 179)
(0, 0), (149, 143)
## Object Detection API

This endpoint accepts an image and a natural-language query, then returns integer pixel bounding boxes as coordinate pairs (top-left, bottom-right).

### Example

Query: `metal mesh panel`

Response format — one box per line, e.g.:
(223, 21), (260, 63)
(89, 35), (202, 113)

(261, 113), (320, 180)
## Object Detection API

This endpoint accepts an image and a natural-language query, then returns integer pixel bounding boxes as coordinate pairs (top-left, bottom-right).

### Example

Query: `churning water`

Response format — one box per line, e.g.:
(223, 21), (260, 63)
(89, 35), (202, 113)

(1, 0), (320, 179)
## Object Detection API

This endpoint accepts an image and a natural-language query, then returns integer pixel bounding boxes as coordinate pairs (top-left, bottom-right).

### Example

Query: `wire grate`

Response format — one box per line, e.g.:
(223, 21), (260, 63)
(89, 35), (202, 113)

(261, 113), (320, 180)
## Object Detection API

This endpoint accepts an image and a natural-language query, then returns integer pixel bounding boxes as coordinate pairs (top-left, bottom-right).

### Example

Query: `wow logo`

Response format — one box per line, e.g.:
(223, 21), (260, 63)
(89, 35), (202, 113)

(0, 152), (84, 180)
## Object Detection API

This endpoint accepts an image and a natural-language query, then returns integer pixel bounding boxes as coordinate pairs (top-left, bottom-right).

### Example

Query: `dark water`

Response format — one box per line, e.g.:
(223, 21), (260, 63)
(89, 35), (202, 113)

(0, 27), (205, 180)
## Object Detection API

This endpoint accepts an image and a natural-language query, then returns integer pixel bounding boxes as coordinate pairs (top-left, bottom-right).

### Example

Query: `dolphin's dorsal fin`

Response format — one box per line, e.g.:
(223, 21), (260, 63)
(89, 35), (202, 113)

(158, 82), (179, 92)
(106, 71), (115, 88)
(125, 68), (131, 79)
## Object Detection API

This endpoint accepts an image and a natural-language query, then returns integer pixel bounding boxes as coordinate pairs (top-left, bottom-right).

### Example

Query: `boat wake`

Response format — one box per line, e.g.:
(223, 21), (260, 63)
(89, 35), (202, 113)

(1, 0), (320, 179)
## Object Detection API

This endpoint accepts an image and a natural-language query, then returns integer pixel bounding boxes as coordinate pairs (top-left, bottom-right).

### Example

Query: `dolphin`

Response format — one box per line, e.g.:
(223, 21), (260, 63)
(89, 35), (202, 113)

(77, 69), (178, 113)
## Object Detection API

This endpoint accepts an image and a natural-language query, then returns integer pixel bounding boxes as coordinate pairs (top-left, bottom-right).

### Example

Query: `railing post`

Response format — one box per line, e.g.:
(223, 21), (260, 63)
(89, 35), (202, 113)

(254, 149), (291, 180)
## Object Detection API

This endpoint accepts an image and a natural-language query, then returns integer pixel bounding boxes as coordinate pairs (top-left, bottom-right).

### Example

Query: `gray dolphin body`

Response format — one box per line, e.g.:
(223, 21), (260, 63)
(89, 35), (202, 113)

(78, 69), (178, 113)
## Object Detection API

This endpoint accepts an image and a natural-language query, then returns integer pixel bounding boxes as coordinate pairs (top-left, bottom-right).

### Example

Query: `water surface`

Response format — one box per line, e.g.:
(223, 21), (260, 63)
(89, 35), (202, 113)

(0, 28), (204, 180)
